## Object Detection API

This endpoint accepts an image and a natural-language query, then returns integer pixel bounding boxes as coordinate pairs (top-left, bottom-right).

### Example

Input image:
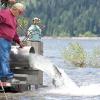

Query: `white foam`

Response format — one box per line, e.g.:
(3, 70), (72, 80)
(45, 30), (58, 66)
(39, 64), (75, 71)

(11, 47), (100, 96)
(29, 53), (100, 96)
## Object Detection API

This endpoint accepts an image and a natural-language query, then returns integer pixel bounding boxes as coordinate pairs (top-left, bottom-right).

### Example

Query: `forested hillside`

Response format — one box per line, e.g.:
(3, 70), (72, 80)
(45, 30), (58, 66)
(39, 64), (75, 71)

(24, 0), (100, 37)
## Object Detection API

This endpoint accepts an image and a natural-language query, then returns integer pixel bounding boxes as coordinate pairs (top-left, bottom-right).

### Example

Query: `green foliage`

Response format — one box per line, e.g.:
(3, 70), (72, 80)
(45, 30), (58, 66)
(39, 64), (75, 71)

(62, 43), (100, 68)
(62, 43), (86, 67)
(89, 46), (100, 67)
(79, 31), (96, 37)
(18, 17), (28, 27)
(22, 0), (100, 37)
(17, 17), (29, 36)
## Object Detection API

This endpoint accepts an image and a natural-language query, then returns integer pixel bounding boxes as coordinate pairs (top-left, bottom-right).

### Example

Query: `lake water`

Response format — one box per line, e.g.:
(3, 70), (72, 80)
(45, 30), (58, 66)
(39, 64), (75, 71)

(8, 38), (100, 100)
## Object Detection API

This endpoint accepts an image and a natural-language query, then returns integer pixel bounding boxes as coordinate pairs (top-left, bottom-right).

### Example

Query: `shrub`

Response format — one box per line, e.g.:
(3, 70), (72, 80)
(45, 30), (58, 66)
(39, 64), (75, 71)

(17, 17), (29, 36)
(62, 43), (86, 67)
(89, 46), (100, 67)
(79, 31), (96, 37)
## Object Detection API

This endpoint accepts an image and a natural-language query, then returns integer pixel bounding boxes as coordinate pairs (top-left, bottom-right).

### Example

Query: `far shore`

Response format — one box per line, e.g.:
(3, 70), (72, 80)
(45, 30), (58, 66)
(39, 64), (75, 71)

(42, 36), (100, 40)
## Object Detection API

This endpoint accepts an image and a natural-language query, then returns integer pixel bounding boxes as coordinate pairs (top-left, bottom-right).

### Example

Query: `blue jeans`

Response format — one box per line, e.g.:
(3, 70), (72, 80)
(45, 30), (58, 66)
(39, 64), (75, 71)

(0, 38), (13, 79)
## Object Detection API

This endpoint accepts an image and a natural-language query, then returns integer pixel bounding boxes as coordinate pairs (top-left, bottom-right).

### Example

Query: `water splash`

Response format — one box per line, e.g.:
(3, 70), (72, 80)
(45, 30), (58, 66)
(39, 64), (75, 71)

(29, 52), (100, 96)
(29, 53), (62, 79)
(11, 46), (100, 96)
(48, 68), (100, 96)
(29, 52), (79, 89)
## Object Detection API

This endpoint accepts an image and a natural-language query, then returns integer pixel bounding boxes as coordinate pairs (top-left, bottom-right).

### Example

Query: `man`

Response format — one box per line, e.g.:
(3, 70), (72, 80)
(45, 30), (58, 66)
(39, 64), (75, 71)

(0, 3), (25, 82)
(26, 17), (42, 41)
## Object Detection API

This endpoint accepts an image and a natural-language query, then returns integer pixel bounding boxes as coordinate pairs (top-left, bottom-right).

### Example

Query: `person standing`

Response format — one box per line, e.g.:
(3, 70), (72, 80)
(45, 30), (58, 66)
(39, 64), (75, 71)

(0, 3), (25, 82)
(26, 17), (42, 41)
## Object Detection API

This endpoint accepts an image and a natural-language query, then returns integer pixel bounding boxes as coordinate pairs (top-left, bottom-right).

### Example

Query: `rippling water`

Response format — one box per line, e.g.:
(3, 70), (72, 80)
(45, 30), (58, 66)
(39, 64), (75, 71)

(8, 38), (100, 100)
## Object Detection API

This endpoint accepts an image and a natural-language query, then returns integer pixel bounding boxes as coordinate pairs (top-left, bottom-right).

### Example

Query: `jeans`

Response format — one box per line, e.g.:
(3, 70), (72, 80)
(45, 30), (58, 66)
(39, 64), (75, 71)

(0, 38), (13, 79)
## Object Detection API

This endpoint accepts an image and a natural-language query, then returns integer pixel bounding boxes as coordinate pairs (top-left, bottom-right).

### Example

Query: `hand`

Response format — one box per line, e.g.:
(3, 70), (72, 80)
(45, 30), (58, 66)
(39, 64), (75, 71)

(19, 42), (25, 48)
(25, 32), (28, 36)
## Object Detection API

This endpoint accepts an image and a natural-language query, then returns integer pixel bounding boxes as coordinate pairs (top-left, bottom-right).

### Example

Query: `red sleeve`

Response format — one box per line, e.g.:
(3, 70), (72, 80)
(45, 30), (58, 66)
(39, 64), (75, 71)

(13, 19), (20, 44)
(13, 33), (20, 44)
(0, 10), (6, 23)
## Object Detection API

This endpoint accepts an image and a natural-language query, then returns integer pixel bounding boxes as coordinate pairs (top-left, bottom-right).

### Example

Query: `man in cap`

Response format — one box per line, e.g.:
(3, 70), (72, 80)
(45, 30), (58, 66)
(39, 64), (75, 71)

(0, 3), (25, 82)
(26, 17), (42, 41)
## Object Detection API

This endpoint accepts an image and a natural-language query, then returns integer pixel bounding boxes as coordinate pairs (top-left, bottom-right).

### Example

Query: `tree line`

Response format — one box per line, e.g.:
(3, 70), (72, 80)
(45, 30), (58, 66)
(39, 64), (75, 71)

(1, 0), (100, 37)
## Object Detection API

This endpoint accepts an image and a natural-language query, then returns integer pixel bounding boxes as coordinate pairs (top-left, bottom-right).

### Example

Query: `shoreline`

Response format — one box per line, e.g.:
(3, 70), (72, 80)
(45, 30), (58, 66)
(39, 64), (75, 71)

(42, 36), (100, 40)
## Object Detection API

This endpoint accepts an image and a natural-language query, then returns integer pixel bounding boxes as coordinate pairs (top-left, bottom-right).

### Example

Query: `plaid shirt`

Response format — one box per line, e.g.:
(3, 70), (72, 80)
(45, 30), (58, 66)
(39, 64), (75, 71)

(27, 24), (41, 41)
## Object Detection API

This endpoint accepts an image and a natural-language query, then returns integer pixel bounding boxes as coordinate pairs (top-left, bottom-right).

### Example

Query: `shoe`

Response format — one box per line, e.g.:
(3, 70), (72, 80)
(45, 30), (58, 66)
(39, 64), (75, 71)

(8, 78), (20, 84)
